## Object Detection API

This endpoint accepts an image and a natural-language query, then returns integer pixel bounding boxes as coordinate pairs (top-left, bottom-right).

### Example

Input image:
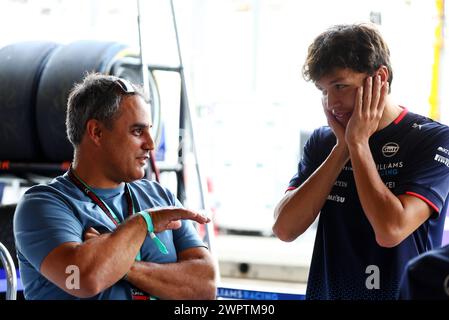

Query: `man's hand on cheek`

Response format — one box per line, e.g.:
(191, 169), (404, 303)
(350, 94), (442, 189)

(345, 76), (388, 146)
(322, 98), (347, 148)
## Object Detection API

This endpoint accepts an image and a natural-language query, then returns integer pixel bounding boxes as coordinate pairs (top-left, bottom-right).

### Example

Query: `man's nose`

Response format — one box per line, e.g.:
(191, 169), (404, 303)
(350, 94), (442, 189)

(326, 93), (341, 110)
(143, 131), (155, 151)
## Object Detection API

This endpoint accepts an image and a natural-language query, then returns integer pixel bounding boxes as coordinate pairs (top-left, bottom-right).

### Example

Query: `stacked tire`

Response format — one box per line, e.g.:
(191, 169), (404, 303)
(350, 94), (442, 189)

(36, 41), (128, 162)
(0, 42), (59, 161)
(0, 41), (132, 164)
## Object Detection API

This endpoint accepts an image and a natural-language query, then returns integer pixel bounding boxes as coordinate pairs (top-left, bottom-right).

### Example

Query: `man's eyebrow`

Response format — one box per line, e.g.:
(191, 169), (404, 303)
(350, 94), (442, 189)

(329, 77), (346, 85)
(315, 77), (347, 90)
(129, 123), (150, 129)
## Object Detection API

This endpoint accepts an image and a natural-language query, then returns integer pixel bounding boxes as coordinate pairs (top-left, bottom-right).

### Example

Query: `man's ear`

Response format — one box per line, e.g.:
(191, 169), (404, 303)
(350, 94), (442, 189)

(85, 119), (103, 146)
(376, 66), (389, 85)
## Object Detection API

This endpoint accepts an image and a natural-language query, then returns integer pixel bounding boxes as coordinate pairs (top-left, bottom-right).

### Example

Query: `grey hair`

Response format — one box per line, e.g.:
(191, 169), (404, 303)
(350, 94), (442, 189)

(66, 72), (145, 146)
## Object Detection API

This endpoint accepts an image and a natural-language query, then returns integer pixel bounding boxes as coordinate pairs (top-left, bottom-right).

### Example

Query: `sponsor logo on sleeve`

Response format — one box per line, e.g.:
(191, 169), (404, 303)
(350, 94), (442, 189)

(437, 146), (449, 156)
(412, 123), (431, 130)
(434, 154), (449, 168)
(412, 123), (422, 130)
(382, 142), (400, 157)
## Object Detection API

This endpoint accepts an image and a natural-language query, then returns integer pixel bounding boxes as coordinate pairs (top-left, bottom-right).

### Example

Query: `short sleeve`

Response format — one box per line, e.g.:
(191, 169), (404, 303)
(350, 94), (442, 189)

(170, 197), (208, 252)
(14, 187), (83, 271)
(395, 131), (449, 215)
(132, 180), (208, 254)
(288, 128), (334, 191)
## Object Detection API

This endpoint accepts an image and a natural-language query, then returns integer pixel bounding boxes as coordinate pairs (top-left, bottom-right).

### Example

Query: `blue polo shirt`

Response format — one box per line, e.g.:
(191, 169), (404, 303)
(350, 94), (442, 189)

(288, 109), (449, 299)
(14, 174), (207, 300)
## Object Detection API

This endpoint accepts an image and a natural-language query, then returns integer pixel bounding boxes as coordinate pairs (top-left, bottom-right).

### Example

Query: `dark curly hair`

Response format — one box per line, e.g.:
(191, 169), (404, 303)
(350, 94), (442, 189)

(303, 23), (393, 91)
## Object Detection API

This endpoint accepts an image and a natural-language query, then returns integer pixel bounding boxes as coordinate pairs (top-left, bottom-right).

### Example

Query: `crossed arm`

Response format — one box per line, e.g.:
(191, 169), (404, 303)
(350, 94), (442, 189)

(40, 208), (216, 298)
(126, 247), (217, 300)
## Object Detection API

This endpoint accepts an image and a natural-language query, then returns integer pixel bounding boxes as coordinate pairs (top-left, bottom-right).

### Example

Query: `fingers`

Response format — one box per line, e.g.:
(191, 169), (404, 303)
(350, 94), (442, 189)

(87, 227), (101, 235)
(322, 101), (346, 141)
(362, 77), (372, 115)
(83, 227), (101, 241)
(162, 207), (210, 224)
(165, 220), (182, 230)
(378, 81), (389, 113)
(354, 85), (363, 117)
(347, 76), (387, 143)
(371, 75), (382, 113)
(192, 211), (211, 224)
(147, 207), (211, 233)
(359, 75), (386, 119)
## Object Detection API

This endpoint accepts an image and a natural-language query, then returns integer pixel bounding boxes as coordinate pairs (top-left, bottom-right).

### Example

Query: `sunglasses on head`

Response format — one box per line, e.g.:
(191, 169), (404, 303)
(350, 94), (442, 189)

(111, 78), (135, 94)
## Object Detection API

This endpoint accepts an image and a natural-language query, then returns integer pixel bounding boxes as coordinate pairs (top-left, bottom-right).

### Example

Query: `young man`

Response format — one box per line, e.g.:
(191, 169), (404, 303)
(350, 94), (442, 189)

(14, 73), (216, 300)
(272, 23), (449, 299)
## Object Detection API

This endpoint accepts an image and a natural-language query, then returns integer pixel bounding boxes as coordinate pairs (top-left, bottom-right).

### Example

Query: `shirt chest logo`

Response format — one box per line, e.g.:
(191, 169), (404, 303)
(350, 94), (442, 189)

(382, 142), (400, 157)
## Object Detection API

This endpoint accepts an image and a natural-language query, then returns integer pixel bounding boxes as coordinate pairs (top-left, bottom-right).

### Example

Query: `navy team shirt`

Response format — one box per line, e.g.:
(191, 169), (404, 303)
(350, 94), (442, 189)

(288, 108), (449, 299)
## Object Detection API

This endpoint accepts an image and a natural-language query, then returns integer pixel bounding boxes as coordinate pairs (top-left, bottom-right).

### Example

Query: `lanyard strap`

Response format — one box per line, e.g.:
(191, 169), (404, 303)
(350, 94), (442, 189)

(67, 167), (160, 298)
(67, 167), (142, 262)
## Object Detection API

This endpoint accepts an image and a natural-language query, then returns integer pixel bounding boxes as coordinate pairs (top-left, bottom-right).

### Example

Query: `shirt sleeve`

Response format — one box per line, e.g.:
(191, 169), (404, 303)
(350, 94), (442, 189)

(170, 196), (208, 252)
(288, 128), (332, 191)
(132, 181), (207, 261)
(13, 187), (83, 271)
(395, 130), (449, 216)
